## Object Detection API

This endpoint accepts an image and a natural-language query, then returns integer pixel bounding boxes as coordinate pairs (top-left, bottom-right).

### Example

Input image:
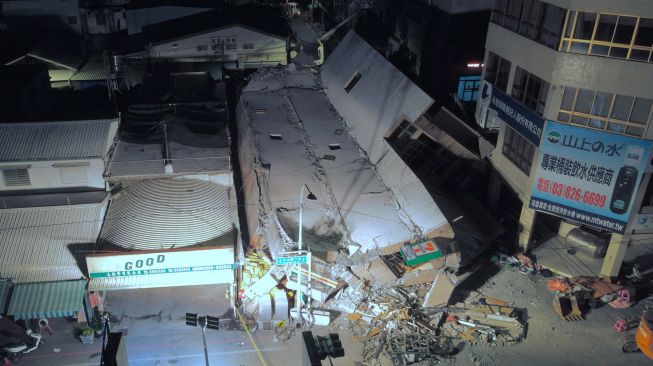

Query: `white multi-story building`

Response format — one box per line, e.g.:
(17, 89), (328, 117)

(476, 0), (653, 277)
(121, 5), (291, 69)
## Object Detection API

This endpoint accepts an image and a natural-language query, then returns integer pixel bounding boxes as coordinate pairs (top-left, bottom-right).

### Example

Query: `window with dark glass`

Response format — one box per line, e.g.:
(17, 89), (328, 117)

(561, 11), (653, 63)
(502, 127), (535, 175)
(573, 12), (596, 40)
(635, 18), (653, 47)
(511, 67), (549, 116)
(631, 98), (653, 124)
(492, 0), (564, 49)
(613, 16), (636, 44)
(611, 95), (634, 120)
(558, 86), (652, 137)
(484, 52), (511, 92)
(538, 4), (564, 48)
(594, 14), (617, 42)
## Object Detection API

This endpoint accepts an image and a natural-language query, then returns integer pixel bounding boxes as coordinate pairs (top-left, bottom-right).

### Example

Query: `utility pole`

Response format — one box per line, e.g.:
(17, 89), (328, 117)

(296, 184), (317, 327)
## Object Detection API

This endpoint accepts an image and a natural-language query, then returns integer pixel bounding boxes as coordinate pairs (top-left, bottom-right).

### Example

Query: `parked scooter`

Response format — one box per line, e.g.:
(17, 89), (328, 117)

(0, 318), (45, 362)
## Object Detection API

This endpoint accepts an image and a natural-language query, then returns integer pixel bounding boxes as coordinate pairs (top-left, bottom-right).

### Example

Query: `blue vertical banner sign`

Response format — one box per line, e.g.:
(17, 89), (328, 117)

(488, 86), (545, 146)
(530, 121), (653, 233)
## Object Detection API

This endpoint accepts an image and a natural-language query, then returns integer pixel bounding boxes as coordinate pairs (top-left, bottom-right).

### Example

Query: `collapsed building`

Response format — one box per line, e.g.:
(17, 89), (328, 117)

(235, 30), (505, 325)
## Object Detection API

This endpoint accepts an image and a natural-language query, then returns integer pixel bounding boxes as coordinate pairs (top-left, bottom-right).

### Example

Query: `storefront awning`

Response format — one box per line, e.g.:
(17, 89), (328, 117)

(7, 280), (86, 320)
(0, 280), (12, 313)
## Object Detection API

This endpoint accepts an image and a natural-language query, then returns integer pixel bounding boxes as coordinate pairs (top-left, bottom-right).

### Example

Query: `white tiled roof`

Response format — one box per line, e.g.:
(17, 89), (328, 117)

(0, 119), (119, 162)
(0, 201), (108, 283)
(100, 178), (233, 250)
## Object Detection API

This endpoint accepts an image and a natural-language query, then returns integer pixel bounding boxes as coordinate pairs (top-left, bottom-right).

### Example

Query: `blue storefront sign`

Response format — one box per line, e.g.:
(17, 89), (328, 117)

(488, 86), (544, 146)
(530, 121), (653, 233)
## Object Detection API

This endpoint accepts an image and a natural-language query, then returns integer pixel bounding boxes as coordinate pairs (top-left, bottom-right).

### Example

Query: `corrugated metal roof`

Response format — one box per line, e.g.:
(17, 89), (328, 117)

(414, 114), (479, 160)
(0, 202), (108, 283)
(0, 191), (108, 209)
(69, 68), (109, 81)
(100, 178), (233, 250)
(0, 119), (119, 162)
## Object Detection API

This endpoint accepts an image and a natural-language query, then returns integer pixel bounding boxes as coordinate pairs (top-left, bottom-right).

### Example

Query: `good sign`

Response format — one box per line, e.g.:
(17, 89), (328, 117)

(125, 255), (165, 270)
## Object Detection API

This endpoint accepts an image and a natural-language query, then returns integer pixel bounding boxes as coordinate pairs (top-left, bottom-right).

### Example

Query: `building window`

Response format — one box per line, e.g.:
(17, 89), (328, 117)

(561, 11), (653, 63)
(226, 37), (237, 50)
(491, 0), (565, 49)
(197, 45), (208, 51)
(457, 75), (481, 102)
(389, 120), (417, 143)
(483, 52), (511, 92)
(242, 43), (255, 50)
(344, 72), (361, 93)
(502, 127), (535, 175)
(67, 16), (77, 25)
(95, 13), (106, 26)
(1, 169), (31, 186)
(211, 38), (224, 51)
(558, 86), (653, 137)
(511, 67), (549, 116)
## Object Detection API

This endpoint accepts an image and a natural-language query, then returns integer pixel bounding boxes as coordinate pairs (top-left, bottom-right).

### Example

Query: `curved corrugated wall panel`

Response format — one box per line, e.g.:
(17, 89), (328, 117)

(101, 178), (232, 250)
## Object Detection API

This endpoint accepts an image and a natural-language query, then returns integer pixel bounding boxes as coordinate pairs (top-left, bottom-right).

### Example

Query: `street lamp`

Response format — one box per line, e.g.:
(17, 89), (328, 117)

(185, 313), (220, 366)
(296, 184), (317, 328)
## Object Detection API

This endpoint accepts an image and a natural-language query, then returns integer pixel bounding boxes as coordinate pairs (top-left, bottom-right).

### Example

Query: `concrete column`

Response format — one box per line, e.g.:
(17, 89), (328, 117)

(600, 233), (628, 277)
(519, 203), (537, 251)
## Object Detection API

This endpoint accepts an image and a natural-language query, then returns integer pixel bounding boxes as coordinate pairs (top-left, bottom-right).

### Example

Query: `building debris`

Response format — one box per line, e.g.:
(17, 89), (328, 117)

(553, 295), (583, 321)
(545, 275), (634, 319)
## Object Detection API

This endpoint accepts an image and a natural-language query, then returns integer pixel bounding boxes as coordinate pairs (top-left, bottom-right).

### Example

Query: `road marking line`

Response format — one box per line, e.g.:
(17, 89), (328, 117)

(127, 346), (287, 362)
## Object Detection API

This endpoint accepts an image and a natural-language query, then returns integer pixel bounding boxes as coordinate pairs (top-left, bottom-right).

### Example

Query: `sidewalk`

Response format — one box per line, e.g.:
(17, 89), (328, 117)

(18, 318), (102, 366)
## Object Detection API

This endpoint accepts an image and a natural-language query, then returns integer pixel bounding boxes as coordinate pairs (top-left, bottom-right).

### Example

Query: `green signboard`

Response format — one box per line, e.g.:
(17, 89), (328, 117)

(275, 255), (308, 265)
(400, 239), (443, 266)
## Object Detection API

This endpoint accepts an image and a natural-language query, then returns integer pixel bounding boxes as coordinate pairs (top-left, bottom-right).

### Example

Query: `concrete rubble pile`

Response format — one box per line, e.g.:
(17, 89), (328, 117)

(238, 244), (527, 365)
(326, 276), (525, 365)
